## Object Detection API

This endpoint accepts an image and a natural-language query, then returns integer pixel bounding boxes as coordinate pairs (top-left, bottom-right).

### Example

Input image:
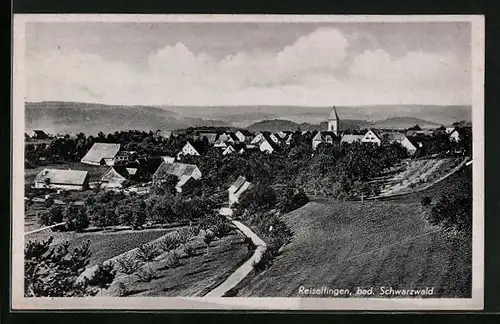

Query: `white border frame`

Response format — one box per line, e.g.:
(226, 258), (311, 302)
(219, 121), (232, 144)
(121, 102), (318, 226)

(12, 14), (485, 311)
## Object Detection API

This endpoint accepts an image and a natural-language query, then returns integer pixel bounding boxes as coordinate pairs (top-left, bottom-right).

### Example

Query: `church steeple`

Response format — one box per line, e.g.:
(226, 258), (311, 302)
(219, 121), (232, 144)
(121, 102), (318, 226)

(328, 106), (340, 135)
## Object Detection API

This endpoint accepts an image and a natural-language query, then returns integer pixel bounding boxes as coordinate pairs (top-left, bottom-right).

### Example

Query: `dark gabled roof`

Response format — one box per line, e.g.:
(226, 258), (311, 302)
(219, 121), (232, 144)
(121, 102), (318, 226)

(32, 130), (48, 137)
(198, 132), (219, 143)
(261, 133), (280, 150)
(238, 130), (253, 136)
(185, 140), (207, 154)
(154, 162), (199, 179)
(228, 132), (240, 142)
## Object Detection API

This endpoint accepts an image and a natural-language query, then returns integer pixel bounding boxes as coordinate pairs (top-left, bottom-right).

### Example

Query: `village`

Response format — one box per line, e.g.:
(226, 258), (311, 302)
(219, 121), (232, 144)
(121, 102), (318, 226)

(25, 107), (470, 198)
(24, 106), (473, 298)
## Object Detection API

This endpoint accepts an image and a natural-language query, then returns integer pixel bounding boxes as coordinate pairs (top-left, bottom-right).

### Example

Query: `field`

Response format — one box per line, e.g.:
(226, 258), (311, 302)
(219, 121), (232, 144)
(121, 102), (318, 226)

(374, 157), (464, 196)
(104, 227), (252, 297)
(233, 166), (472, 298)
(25, 228), (174, 267)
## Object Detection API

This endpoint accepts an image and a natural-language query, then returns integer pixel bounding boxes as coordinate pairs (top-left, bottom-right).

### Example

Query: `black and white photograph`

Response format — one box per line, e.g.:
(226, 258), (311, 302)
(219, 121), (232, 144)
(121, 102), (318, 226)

(12, 15), (484, 310)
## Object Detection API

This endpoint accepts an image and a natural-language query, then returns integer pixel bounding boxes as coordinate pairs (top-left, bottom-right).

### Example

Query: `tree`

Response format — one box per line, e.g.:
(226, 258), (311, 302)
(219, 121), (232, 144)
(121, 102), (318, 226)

(64, 204), (89, 232)
(408, 124), (422, 131)
(24, 237), (97, 297)
(131, 199), (147, 229)
(88, 262), (116, 295)
(203, 231), (215, 254)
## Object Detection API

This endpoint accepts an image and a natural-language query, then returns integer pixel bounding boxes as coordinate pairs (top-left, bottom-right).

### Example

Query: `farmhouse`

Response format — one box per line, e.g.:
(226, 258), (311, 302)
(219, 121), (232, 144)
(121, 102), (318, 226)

(235, 130), (253, 143)
(81, 142), (121, 166)
(361, 129), (382, 146)
(222, 143), (247, 156)
(214, 137), (229, 148)
(34, 169), (89, 191)
(258, 134), (280, 154)
(100, 167), (129, 189)
(178, 140), (205, 158)
(228, 176), (253, 207)
(312, 131), (338, 150)
(113, 151), (136, 166)
(382, 132), (418, 155)
(153, 162), (202, 193)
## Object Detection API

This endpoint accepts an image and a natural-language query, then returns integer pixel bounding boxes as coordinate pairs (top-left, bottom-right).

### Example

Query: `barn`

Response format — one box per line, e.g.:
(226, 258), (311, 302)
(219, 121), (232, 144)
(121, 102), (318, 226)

(34, 169), (89, 191)
(81, 143), (121, 166)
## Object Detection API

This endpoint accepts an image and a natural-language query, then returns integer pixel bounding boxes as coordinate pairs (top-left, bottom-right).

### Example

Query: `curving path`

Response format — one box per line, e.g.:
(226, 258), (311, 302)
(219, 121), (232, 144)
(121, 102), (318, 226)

(25, 222), (66, 235)
(204, 217), (267, 297)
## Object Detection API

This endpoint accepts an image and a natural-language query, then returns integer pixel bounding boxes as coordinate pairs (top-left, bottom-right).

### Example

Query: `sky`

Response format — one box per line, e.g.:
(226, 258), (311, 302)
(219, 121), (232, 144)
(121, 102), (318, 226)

(25, 21), (472, 106)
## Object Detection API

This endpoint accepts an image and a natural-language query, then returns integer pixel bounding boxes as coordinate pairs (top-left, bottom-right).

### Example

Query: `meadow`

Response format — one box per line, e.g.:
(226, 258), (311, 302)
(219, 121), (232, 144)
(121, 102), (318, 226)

(233, 168), (472, 298)
(25, 228), (174, 267)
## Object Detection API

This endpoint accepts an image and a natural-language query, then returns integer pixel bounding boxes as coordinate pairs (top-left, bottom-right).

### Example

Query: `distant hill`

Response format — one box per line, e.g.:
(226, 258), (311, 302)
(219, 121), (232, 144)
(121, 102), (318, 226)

(25, 101), (228, 136)
(26, 101), (470, 135)
(158, 104), (471, 127)
(370, 117), (441, 130)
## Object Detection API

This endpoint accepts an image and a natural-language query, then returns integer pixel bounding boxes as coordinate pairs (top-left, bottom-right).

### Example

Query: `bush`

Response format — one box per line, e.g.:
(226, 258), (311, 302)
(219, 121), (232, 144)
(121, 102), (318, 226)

(212, 221), (232, 239)
(116, 255), (142, 275)
(158, 235), (180, 253)
(252, 249), (277, 273)
(136, 243), (161, 263)
(88, 262), (116, 292)
(136, 266), (157, 282)
(183, 244), (196, 257)
(427, 193), (472, 233)
(165, 250), (181, 268)
(421, 196), (432, 207)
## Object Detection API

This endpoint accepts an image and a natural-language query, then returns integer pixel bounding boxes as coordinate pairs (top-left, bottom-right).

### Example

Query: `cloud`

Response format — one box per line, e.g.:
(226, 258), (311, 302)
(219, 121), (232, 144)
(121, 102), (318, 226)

(25, 28), (471, 106)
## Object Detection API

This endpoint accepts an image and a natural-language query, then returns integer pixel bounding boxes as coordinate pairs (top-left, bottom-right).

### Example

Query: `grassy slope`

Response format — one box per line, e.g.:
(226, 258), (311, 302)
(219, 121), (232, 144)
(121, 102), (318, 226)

(236, 167), (472, 298)
(25, 229), (173, 267)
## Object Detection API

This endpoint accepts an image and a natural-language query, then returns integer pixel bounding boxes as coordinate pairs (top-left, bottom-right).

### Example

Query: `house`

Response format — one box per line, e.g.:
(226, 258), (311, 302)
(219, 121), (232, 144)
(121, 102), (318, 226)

(30, 130), (49, 139)
(381, 132), (418, 155)
(449, 129), (461, 142)
(218, 132), (230, 142)
(341, 134), (364, 144)
(250, 133), (264, 145)
(228, 176), (253, 207)
(222, 143), (247, 156)
(213, 137), (229, 148)
(312, 131), (338, 150)
(258, 134), (280, 154)
(160, 156), (176, 163)
(34, 169), (89, 191)
(227, 132), (241, 144)
(155, 130), (172, 141)
(235, 130), (253, 143)
(153, 162), (202, 193)
(100, 167), (129, 189)
(361, 129), (382, 146)
(81, 143), (121, 166)
(113, 151), (136, 166)
(445, 127), (456, 134)
(178, 140), (206, 158)
(198, 132), (219, 145)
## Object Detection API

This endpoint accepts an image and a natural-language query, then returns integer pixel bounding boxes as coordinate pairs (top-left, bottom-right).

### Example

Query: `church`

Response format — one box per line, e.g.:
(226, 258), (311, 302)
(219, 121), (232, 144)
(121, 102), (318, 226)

(312, 106), (340, 150)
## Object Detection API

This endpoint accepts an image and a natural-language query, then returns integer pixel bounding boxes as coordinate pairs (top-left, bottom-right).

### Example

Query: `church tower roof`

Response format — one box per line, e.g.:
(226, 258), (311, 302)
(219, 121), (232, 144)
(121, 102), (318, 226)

(328, 106), (339, 120)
